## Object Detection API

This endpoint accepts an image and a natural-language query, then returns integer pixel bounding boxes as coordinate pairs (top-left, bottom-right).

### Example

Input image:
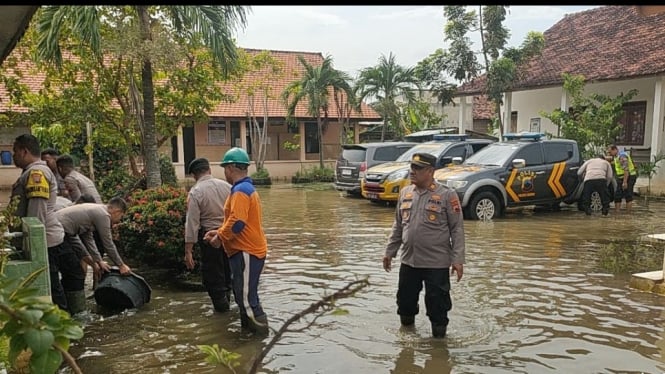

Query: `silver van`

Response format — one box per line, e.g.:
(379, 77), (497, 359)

(334, 142), (416, 195)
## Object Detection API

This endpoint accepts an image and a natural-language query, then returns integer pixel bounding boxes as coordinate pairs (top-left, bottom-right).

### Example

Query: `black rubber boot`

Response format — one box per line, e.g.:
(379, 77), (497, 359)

(400, 315), (415, 326)
(247, 314), (269, 336)
(65, 290), (87, 315)
(432, 323), (447, 338)
(210, 291), (230, 313)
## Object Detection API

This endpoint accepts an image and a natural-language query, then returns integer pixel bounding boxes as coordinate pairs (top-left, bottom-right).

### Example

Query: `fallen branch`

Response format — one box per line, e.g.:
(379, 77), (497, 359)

(248, 278), (370, 373)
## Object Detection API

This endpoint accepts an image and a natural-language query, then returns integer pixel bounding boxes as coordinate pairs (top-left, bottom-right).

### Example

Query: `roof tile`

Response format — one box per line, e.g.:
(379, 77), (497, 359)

(457, 6), (665, 95)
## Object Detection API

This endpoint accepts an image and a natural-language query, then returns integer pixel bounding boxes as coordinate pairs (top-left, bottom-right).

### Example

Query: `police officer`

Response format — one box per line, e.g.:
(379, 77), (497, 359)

(608, 144), (638, 212)
(11, 134), (79, 312)
(55, 154), (103, 204)
(41, 148), (68, 198)
(184, 158), (233, 313)
(382, 152), (466, 339)
(56, 197), (132, 312)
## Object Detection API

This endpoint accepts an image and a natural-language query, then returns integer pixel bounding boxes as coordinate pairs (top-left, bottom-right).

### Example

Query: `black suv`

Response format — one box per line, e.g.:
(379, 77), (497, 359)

(434, 133), (583, 220)
(334, 142), (416, 195)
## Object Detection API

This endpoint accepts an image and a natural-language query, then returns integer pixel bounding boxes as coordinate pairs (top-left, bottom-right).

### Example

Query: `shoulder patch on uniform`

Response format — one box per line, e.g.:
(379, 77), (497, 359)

(25, 169), (50, 199)
(449, 193), (461, 214)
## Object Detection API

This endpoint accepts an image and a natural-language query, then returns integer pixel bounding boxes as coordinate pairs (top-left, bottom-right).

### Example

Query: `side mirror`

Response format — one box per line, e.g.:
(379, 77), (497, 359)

(452, 156), (463, 165)
(512, 159), (526, 168)
(440, 157), (453, 166)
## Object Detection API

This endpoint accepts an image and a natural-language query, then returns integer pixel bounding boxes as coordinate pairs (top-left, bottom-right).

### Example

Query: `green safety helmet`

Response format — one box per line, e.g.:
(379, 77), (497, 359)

(221, 147), (250, 166)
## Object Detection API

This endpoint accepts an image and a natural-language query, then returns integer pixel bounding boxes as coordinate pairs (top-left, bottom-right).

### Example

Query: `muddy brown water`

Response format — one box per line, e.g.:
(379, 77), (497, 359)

(3, 186), (665, 373)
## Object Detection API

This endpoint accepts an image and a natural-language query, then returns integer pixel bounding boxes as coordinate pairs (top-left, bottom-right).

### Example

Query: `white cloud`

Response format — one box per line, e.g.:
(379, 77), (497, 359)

(236, 6), (600, 77)
(506, 5), (578, 21)
(370, 6), (441, 21)
(292, 6), (347, 26)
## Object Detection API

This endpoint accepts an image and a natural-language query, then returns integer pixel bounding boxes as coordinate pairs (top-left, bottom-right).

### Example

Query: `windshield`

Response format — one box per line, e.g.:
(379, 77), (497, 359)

(340, 148), (366, 162)
(396, 142), (452, 162)
(463, 143), (520, 167)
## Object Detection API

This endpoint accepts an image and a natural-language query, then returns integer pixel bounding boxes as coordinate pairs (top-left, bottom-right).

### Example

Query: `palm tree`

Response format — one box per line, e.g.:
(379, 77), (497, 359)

(34, 5), (249, 188)
(282, 54), (354, 169)
(355, 52), (421, 141)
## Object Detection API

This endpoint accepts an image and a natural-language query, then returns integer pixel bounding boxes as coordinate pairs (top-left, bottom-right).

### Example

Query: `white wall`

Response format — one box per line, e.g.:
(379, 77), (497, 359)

(398, 90), (473, 129)
(506, 76), (658, 150)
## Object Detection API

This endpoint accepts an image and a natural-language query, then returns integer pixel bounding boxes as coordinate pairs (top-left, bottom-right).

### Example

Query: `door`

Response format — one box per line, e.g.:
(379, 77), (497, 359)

(504, 143), (553, 205)
(543, 142), (578, 199)
(183, 126), (195, 173)
(439, 144), (467, 168)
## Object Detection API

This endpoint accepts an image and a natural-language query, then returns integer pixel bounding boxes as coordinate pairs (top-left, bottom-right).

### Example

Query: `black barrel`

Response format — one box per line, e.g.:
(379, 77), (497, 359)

(93, 269), (152, 310)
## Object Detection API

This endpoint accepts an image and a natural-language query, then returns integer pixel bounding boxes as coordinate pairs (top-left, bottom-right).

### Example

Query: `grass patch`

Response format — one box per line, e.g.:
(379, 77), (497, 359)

(597, 239), (663, 274)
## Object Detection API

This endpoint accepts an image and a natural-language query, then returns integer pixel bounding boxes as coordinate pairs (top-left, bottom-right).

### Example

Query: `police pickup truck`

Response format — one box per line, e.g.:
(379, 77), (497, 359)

(434, 132), (584, 220)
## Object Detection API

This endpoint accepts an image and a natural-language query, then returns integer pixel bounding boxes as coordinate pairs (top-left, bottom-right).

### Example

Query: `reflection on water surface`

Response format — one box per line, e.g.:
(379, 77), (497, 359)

(3, 186), (665, 373)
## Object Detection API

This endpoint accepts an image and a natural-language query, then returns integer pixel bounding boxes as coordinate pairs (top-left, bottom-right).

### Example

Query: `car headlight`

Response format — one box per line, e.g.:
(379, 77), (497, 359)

(386, 169), (409, 182)
(446, 180), (468, 189)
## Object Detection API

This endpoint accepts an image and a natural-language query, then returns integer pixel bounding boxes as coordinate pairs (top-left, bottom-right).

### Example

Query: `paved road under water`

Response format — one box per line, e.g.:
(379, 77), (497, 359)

(4, 186), (665, 373)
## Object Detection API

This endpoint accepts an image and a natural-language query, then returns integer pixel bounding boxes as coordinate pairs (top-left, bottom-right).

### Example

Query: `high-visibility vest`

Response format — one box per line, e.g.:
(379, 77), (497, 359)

(613, 153), (637, 177)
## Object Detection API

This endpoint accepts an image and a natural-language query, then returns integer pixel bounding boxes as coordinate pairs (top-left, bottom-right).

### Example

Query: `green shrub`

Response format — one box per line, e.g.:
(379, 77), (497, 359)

(117, 186), (187, 268)
(159, 154), (178, 187)
(251, 167), (270, 179)
(295, 166), (334, 181)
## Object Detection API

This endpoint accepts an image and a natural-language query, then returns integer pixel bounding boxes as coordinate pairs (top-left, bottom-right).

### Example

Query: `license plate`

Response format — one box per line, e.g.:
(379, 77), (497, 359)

(342, 169), (352, 176)
(367, 193), (378, 200)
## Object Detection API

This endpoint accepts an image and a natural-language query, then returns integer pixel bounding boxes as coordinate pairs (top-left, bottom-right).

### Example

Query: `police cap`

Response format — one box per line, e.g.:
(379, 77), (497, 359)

(411, 153), (437, 168)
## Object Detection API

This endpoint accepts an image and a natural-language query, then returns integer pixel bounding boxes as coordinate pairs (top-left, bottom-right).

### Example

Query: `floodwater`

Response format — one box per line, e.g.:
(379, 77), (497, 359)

(3, 186), (665, 373)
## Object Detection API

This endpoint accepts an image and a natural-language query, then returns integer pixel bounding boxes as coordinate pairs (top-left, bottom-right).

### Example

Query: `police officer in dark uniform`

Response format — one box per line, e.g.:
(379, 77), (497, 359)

(383, 152), (466, 339)
(184, 158), (233, 312)
(11, 134), (83, 312)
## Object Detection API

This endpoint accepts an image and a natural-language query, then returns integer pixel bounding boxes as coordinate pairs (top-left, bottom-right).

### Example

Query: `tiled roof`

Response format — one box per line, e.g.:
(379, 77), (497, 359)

(457, 6), (665, 95)
(0, 48), (381, 120)
(209, 48), (380, 119)
(472, 95), (494, 120)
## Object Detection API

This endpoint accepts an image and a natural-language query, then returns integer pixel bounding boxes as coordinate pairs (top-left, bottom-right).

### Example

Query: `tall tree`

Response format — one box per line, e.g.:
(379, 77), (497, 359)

(2, 7), (230, 178)
(282, 54), (353, 169)
(33, 5), (249, 188)
(443, 6), (544, 136)
(232, 49), (285, 172)
(355, 52), (420, 141)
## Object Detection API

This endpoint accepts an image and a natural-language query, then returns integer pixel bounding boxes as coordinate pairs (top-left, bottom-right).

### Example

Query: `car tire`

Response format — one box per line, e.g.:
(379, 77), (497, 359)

(467, 191), (500, 220)
(577, 191), (602, 212)
(589, 191), (602, 212)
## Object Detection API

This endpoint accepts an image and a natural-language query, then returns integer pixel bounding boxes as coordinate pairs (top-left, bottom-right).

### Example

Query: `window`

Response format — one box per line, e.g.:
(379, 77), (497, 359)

(617, 101), (647, 145)
(514, 143), (543, 166)
(373, 146), (403, 161)
(305, 122), (319, 153)
(543, 142), (574, 163)
(444, 145), (467, 160)
(208, 120), (226, 144)
(471, 143), (488, 153)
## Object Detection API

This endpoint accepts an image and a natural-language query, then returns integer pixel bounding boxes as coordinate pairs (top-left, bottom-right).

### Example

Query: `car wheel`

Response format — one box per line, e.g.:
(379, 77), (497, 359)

(577, 191), (603, 212)
(589, 191), (602, 212)
(468, 191), (500, 220)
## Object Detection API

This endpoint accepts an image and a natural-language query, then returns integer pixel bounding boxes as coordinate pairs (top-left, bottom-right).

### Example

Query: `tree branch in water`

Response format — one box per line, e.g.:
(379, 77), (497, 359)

(249, 278), (371, 374)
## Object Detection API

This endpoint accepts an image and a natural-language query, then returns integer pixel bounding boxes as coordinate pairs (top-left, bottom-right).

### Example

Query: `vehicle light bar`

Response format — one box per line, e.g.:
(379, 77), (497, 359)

(433, 133), (469, 141)
(502, 132), (545, 141)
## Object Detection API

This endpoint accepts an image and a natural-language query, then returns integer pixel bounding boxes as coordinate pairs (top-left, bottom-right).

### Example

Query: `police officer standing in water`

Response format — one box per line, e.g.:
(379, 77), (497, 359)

(383, 152), (466, 339)
(11, 134), (80, 313)
(184, 158), (233, 313)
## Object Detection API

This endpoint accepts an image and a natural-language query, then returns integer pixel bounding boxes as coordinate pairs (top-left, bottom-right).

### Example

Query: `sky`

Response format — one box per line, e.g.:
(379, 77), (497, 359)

(234, 5), (600, 77)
